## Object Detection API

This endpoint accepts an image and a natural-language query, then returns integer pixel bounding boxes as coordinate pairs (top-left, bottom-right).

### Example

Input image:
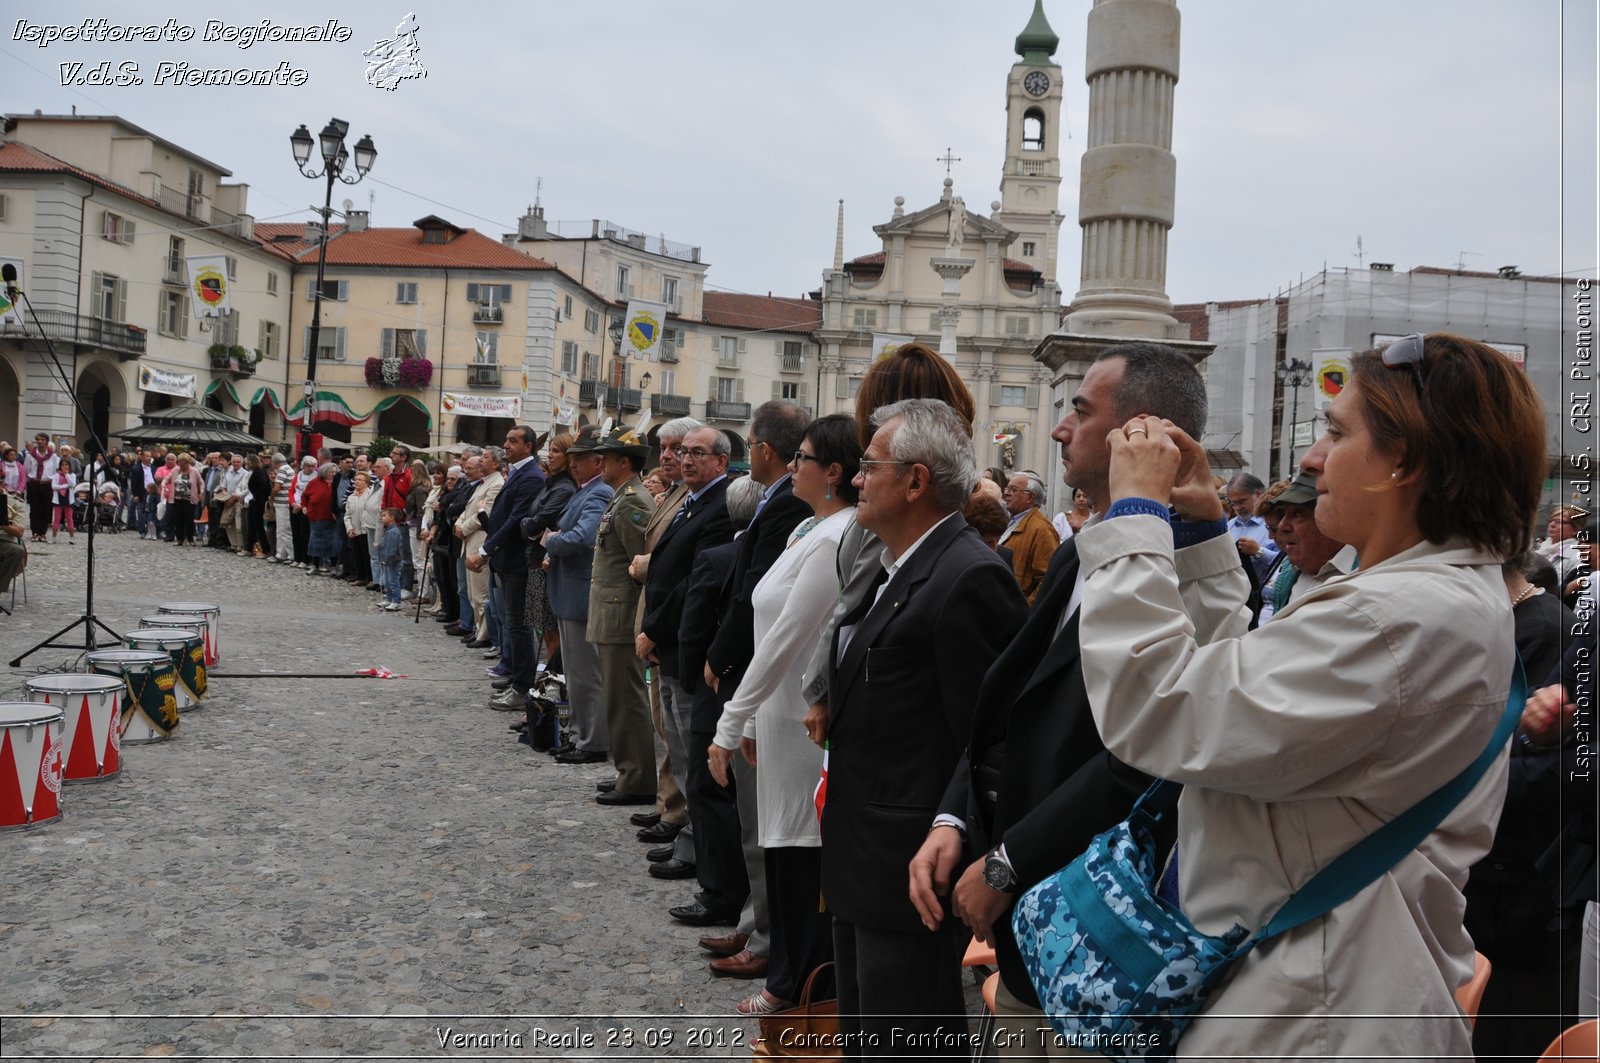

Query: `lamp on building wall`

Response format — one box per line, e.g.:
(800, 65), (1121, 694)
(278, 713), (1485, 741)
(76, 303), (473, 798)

(289, 118), (376, 457)
(1275, 357), (1313, 471)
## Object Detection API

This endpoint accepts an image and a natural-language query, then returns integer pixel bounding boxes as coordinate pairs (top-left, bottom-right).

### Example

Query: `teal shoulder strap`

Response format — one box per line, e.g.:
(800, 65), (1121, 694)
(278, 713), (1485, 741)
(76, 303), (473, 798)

(1260, 659), (1528, 941)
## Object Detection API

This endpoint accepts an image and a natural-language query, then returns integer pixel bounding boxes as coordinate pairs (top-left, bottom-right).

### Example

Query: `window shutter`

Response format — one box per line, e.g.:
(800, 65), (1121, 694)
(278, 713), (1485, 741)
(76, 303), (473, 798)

(306, 278), (316, 301)
(735, 379), (745, 403)
(115, 278), (128, 322)
(1025, 385), (1040, 409)
(381, 328), (394, 359)
(123, 219), (135, 244)
(91, 272), (103, 314)
(799, 382), (811, 406)
(303, 325), (313, 359)
(836, 375), (850, 399)
(771, 381), (782, 400)
(416, 330), (427, 357)
(466, 283), (479, 303)
(99, 211), (110, 239)
(737, 337), (747, 354)
(335, 328), (346, 361)
(337, 281), (348, 301)
(499, 284), (512, 302)
(178, 296), (189, 339)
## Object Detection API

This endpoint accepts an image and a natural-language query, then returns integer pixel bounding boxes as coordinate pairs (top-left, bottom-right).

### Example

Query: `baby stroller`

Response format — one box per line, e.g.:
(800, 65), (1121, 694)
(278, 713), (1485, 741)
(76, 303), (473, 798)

(83, 482), (122, 533)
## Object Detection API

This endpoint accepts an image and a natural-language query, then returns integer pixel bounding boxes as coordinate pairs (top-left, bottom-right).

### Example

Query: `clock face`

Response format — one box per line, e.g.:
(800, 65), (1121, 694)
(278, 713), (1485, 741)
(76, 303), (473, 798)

(1023, 70), (1051, 97)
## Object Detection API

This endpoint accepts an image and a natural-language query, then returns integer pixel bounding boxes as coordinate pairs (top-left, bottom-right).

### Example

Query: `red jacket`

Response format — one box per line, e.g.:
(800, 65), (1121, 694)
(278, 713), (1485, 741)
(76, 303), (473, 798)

(382, 467), (412, 510)
(301, 476), (334, 521)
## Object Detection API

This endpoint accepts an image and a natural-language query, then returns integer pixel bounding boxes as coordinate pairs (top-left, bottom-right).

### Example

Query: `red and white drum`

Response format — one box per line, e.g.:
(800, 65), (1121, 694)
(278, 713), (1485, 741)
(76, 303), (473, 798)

(86, 649), (180, 744)
(157, 602), (221, 665)
(0, 703), (64, 830)
(24, 673), (124, 783)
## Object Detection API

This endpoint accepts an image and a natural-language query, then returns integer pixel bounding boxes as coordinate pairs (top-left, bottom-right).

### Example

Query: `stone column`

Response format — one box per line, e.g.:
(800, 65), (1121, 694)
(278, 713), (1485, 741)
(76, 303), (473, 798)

(1063, 0), (1187, 341)
(930, 258), (975, 357)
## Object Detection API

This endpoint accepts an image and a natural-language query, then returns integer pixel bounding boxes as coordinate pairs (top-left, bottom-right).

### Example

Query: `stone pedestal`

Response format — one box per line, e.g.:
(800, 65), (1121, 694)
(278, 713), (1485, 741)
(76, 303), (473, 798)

(930, 257), (975, 357)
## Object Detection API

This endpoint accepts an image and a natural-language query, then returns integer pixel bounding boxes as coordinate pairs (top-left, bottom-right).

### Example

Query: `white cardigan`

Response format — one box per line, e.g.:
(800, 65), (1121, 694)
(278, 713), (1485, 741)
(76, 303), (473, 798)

(343, 487), (383, 537)
(1077, 515), (1511, 1061)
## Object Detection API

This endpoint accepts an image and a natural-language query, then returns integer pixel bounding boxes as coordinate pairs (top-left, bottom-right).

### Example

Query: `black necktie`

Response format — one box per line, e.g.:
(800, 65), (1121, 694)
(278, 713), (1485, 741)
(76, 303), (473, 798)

(669, 497), (692, 530)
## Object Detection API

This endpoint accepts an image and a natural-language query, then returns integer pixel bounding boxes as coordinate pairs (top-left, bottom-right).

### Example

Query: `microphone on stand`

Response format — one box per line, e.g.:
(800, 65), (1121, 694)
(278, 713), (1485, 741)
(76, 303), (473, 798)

(1, 261), (18, 304)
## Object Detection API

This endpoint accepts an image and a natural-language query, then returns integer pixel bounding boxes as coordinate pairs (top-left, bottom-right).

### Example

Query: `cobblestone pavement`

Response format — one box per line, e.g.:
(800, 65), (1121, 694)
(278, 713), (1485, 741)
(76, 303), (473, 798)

(0, 529), (813, 1060)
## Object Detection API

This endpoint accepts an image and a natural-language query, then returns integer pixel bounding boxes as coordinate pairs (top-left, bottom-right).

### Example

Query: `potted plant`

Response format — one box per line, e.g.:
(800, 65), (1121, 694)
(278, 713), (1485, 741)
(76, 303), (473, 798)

(208, 342), (230, 368)
(397, 357), (433, 389)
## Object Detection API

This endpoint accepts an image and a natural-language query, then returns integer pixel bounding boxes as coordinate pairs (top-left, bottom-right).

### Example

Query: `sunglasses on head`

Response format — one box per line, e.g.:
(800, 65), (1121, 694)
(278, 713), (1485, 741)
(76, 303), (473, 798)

(1381, 333), (1427, 396)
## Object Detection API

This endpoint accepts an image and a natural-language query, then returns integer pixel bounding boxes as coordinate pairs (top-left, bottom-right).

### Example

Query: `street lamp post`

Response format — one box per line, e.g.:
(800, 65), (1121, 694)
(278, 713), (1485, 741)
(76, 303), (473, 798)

(604, 319), (649, 423)
(289, 118), (376, 458)
(1275, 356), (1313, 474)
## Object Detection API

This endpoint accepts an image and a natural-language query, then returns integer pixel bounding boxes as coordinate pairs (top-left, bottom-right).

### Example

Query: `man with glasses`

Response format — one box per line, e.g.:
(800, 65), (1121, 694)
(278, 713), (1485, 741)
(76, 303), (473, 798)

(628, 419), (702, 878)
(1226, 472), (1279, 584)
(822, 398), (1028, 1050)
(637, 427), (737, 920)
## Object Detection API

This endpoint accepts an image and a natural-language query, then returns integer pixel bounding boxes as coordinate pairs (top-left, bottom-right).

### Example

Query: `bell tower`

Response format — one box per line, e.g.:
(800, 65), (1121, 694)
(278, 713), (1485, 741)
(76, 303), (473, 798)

(995, 0), (1064, 285)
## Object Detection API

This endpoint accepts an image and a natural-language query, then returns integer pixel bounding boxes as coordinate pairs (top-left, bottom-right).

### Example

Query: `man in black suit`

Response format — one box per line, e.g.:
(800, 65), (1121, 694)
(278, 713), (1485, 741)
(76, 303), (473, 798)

(469, 425), (547, 704)
(636, 427), (734, 905)
(822, 398), (1027, 1054)
(910, 342), (1243, 1058)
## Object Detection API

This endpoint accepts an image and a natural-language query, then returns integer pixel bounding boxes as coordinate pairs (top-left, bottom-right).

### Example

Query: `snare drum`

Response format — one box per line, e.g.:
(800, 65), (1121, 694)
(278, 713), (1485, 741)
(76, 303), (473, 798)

(157, 602), (221, 665)
(24, 673), (124, 783)
(126, 626), (206, 708)
(86, 649), (180, 744)
(0, 703), (64, 830)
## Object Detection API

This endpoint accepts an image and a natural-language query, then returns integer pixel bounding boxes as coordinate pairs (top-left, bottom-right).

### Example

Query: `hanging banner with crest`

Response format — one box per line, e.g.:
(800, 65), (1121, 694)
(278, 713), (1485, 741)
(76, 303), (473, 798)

(621, 299), (669, 361)
(185, 255), (231, 319)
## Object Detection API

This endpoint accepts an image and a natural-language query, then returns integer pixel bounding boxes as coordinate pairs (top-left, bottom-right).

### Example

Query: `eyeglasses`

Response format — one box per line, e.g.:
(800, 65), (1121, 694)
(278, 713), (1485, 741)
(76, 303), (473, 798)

(1381, 333), (1427, 397)
(857, 459), (914, 476)
(681, 447), (718, 460)
(791, 451), (824, 466)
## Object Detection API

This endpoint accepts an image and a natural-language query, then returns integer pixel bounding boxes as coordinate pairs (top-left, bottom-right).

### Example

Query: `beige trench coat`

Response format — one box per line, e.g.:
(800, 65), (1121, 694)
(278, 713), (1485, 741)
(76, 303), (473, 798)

(1077, 516), (1510, 1062)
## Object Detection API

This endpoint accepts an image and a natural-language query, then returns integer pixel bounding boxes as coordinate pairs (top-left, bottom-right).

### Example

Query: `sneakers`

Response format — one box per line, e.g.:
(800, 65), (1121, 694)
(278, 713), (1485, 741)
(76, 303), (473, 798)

(487, 688), (523, 711)
(383, 602), (402, 611)
(485, 664), (511, 678)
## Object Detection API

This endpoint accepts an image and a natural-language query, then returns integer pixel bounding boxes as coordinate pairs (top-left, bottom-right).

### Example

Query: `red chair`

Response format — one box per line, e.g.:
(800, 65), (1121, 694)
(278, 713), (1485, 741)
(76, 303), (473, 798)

(1538, 1018), (1598, 1060)
(1454, 951), (1491, 1027)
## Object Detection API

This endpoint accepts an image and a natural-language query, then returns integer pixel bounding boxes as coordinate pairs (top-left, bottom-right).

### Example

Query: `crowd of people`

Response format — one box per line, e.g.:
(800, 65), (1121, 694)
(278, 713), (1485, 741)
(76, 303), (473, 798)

(2, 332), (1595, 1059)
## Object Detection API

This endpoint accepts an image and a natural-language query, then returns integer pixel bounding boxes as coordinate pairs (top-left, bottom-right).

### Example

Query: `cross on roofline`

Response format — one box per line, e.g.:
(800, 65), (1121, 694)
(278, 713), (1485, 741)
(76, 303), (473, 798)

(936, 147), (961, 176)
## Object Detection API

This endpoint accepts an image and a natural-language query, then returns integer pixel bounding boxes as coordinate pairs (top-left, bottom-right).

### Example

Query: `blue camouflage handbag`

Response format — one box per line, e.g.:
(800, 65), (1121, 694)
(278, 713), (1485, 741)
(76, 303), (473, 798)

(1011, 664), (1526, 1062)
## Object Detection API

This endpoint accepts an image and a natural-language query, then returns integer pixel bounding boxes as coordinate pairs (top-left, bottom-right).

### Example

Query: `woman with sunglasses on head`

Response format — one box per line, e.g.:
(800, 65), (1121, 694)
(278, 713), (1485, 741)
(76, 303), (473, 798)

(1072, 333), (1545, 1059)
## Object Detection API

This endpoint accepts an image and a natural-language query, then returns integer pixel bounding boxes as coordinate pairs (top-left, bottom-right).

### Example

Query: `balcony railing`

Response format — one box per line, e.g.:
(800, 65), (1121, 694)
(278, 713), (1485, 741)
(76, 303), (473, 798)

(210, 204), (246, 239)
(158, 184), (204, 220)
(468, 364), (501, 388)
(654, 393), (691, 417)
(617, 388), (643, 413)
(472, 304), (503, 324)
(659, 345), (679, 363)
(705, 400), (751, 422)
(0, 309), (147, 359)
(780, 353), (804, 373)
(579, 379), (602, 407)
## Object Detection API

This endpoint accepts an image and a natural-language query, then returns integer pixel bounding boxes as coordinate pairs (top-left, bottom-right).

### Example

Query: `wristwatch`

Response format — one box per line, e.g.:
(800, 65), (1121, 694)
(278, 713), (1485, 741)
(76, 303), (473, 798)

(983, 846), (1019, 893)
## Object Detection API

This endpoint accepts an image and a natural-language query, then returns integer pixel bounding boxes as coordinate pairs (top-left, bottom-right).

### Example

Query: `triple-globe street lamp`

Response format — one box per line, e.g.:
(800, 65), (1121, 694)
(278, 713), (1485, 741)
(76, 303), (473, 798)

(1276, 356), (1313, 472)
(289, 119), (376, 458)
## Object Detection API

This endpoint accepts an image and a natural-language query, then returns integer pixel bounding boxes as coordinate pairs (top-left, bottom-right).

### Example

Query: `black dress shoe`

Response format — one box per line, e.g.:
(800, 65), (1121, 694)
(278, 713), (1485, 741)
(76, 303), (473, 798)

(636, 820), (682, 844)
(650, 859), (699, 882)
(443, 626), (468, 637)
(435, 614), (458, 623)
(491, 677), (513, 690)
(555, 748), (607, 765)
(465, 638), (493, 649)
(596, 779), (617, 793)
(596, 789), (654, 806)
(668, 899), (738, 925)
(646, 844), (675, 863)
(546, 742), (574, 758)
(630, 811), (661, 828)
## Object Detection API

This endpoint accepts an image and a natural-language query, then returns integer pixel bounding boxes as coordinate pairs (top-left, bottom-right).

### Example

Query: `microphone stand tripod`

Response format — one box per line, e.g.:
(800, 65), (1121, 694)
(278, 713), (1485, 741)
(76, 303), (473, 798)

(7, 278), (124, 666)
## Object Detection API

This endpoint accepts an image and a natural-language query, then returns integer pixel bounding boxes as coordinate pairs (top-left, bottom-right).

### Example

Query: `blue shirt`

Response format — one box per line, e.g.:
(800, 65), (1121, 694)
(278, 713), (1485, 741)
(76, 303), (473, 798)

(1228, 514), (1280, 582)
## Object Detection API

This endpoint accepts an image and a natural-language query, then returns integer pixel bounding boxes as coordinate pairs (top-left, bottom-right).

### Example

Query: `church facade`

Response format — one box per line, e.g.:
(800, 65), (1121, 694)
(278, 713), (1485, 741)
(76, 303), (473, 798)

(812, 2), (1067, 477)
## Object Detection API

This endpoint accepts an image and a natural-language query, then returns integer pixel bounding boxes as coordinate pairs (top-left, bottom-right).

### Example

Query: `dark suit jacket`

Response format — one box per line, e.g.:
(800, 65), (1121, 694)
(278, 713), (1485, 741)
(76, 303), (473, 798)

(705, 477), (812, 696)
(679, 541), (740, 732)
(937, 538), (1160, 1005)
(480, 461), (547, 575)
(641, 477), (733, 683)
(821, 515), (1027, 934)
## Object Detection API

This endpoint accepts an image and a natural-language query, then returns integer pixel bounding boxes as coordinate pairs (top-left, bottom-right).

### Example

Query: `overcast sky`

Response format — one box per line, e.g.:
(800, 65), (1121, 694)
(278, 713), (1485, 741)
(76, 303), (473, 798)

(6, 1), (1595, 305)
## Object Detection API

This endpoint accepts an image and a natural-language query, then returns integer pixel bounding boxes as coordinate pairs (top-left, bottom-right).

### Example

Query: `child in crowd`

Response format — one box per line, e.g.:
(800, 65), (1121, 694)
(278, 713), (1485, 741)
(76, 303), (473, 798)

(51, 462), (76, 544)
(377, 507), (406, 611)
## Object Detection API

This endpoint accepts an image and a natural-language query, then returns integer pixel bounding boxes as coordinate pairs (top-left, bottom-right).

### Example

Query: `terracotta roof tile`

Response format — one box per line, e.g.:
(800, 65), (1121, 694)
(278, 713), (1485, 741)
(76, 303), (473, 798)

(251, 222), (554, 271)
(0, 141), (162, 212)
(701, 292), (821, 333)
